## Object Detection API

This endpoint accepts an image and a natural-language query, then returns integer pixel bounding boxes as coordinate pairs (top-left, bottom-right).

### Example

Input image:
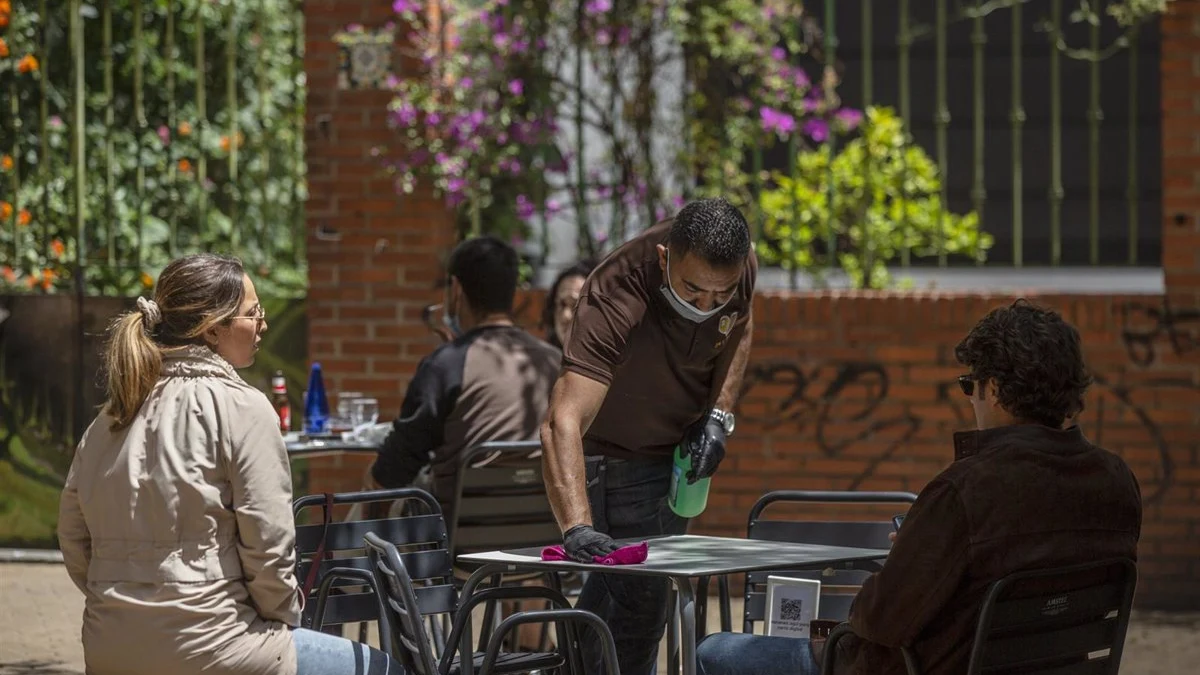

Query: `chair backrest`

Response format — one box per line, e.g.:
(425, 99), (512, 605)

(365, 529), (462, 675)
(742, 490), (917, 630)
(293, 488), (451, 632)
(964, 557), (1137, 675)
(447, 441), (561, 559)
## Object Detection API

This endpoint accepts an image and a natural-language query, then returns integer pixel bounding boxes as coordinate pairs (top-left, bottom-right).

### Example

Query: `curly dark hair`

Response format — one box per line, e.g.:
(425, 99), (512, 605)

(542, 258), (598, 347)
(954, 298), (1093, 428)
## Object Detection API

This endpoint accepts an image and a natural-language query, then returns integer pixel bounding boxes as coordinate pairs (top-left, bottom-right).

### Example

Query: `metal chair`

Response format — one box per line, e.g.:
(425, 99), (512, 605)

(293, 487), (441, 643)
(446, 441), (578, 650)
(479, 609), (620, 675)
(820, 557), (1138, 675)
(711, 490), (917, 633)
(446, 441), (561, 561)
(364, 529), (584, 675)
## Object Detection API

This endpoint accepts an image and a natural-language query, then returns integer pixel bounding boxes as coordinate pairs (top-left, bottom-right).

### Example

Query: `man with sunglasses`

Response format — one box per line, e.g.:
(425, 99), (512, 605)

(540, 198), (757, 675)
(696, 299), (1142, 675)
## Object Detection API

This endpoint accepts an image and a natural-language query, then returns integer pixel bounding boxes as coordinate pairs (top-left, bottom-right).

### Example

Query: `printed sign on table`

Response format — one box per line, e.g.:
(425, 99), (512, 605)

(765, 575), (821, 639)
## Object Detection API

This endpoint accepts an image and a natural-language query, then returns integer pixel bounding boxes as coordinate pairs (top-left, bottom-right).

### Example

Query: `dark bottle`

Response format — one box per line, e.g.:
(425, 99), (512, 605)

(270, 370), (291, 433)
(303, 362), (330, 434)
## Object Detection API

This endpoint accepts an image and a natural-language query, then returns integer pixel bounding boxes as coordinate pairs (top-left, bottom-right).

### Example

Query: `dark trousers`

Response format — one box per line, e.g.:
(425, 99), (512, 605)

(576, 455), (689, 675)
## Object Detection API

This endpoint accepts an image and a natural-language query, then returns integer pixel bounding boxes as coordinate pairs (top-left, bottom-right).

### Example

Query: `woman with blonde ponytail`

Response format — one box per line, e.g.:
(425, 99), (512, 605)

(57, 254), (402, 675)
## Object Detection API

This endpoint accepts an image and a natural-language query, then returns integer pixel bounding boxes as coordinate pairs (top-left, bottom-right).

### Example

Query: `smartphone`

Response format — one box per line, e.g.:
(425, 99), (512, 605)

(892, 514), (905, 531)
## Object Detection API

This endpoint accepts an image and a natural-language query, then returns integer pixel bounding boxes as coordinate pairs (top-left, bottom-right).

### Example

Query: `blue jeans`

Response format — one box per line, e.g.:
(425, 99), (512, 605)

(575, 455), (689, 675)
(696, 633), (820, 675)
(293, 627), (405, 675)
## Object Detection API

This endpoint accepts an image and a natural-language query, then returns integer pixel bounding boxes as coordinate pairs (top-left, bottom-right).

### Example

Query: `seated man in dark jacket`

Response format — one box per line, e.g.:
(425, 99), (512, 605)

(697, 298), (1143, 675)
(368, 236), (561, 516)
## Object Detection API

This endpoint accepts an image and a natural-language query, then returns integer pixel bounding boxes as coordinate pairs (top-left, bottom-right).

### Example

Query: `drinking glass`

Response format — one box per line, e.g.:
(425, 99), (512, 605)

(354, 398), (380, 426)
(337, 392), (364, 428)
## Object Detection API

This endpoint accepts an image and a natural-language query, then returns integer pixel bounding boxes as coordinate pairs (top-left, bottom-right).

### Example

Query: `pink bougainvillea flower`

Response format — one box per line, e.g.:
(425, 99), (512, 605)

(803, 118), (830, 142)
(515, 194), (535, 219)
(759, 106), (796, 135)
(392, 0), (419, 14)
(585, 0), (612, 15)
(835, 108), (864, 131)
(508, 79), (524, 96)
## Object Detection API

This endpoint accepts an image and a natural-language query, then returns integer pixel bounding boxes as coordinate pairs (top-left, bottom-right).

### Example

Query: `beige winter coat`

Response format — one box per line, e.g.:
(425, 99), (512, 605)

(58, 345), (302, 675)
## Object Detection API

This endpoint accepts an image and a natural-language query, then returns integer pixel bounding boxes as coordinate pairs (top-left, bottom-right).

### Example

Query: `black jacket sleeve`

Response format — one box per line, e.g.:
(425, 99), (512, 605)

(371, 350), (463, 488)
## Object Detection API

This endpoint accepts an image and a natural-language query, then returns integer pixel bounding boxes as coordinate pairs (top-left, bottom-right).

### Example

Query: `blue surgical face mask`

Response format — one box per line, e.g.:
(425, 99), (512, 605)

(659, 251), (731, 324)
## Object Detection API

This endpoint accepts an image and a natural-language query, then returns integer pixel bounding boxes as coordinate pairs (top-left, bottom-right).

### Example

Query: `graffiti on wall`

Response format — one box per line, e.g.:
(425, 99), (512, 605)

(735, 361), (921, 491)
(1121, 298), (1200, 367)
(736, 355), (1187, 505)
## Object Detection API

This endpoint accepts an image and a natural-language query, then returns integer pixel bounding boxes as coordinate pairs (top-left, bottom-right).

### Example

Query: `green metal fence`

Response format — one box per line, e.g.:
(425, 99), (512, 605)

(0, 0), (307, 297)
(760, 0), (1162, 270)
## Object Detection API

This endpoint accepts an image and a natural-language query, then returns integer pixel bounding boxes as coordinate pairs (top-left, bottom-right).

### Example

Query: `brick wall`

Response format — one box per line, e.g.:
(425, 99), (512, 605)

(304, 0), (457, 496)
(304, 1), (1200, 608)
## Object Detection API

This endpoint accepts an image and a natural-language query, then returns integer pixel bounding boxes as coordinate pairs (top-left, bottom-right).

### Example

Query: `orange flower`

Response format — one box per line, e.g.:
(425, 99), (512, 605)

(178, 158), (192, 173)
(219, 132), (245, 153)
(0, 155), (11, 171)
(2, 266), (15, 283)
(0, 1), (11, 13)
(0, 39), (9, 59)
(178, 121), (193, 137)
(0, 201), (11, 220)
(50, 239), (65, 257)
(140, 272), (154, 288)
(17, 55), (38, 74)
(17, 209), (30, 226)
(0, 15), (8, 30)
(25, 273), (38, 289)
(41, 268), (56, 290)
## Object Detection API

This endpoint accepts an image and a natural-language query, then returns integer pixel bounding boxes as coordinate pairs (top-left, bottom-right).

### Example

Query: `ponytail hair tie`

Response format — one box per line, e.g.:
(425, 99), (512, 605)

(136, 296), (162, 330)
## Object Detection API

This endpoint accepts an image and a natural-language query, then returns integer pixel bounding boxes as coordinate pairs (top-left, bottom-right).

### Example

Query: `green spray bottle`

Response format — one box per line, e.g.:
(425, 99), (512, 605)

(667, 445), (711, 518)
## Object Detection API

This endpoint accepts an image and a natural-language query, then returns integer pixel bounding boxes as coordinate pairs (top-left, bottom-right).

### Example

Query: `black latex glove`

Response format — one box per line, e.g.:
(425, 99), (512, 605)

(563, 525), (619, 563)
(683, 415), (727, 484)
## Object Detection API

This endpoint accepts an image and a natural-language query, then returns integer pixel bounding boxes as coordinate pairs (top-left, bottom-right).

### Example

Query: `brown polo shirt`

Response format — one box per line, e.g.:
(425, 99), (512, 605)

(561, 219), (757, 459)
(840, 423), (1142, 675)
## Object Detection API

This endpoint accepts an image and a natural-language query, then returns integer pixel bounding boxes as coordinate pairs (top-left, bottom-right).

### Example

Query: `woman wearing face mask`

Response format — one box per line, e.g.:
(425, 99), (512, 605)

(541, 259), (597, 349)
(58, 253), (403, 675)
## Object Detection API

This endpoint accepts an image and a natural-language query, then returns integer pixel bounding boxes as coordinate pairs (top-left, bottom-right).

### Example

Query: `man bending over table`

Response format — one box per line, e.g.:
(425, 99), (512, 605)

(541, 198), (757, 675)
(697, 299), (1143, 675)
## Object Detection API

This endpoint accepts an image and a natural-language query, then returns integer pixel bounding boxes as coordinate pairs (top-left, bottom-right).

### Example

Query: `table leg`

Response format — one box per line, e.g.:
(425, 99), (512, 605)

(671, 576), (698, 675)
(666, 586), (680, 675)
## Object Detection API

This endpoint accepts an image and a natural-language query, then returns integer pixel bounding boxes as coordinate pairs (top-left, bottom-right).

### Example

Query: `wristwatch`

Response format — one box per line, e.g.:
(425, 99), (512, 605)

(709, 408), (736, 436)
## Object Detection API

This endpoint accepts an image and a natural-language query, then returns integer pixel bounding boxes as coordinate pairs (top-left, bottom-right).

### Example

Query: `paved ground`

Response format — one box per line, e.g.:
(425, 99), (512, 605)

(3, 562), (1199, 674)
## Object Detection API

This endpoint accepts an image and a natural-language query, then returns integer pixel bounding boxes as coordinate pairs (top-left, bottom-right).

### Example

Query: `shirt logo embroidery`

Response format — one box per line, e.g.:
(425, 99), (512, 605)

(718, 312), (738, 336)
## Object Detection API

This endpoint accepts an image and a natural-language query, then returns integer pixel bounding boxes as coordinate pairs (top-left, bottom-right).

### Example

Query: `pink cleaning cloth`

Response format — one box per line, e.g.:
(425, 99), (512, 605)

(541, 541), (649, 565)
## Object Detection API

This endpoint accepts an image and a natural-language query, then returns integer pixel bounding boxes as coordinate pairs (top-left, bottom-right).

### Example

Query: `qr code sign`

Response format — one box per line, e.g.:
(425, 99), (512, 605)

(780, 598), (805, 622)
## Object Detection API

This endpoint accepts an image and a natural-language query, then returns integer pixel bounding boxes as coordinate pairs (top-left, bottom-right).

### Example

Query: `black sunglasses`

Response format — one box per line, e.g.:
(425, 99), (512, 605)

(957, 374), (975, 397)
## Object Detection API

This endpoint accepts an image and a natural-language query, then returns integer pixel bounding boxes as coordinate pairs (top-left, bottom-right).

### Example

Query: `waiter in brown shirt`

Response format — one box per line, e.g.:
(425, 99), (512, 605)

(540, 198), (757, 675)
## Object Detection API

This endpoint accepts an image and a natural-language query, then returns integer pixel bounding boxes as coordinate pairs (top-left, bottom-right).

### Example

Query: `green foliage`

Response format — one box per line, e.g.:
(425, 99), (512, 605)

(758, 106), (993, 290)
(0, 0), (307, 298)
(1103, 0), (1173, 26)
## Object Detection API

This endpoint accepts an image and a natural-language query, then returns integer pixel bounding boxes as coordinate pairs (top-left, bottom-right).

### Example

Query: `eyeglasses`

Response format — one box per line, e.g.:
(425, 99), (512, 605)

(232, 304), (266, 325)
(957, 374), (975, 397)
